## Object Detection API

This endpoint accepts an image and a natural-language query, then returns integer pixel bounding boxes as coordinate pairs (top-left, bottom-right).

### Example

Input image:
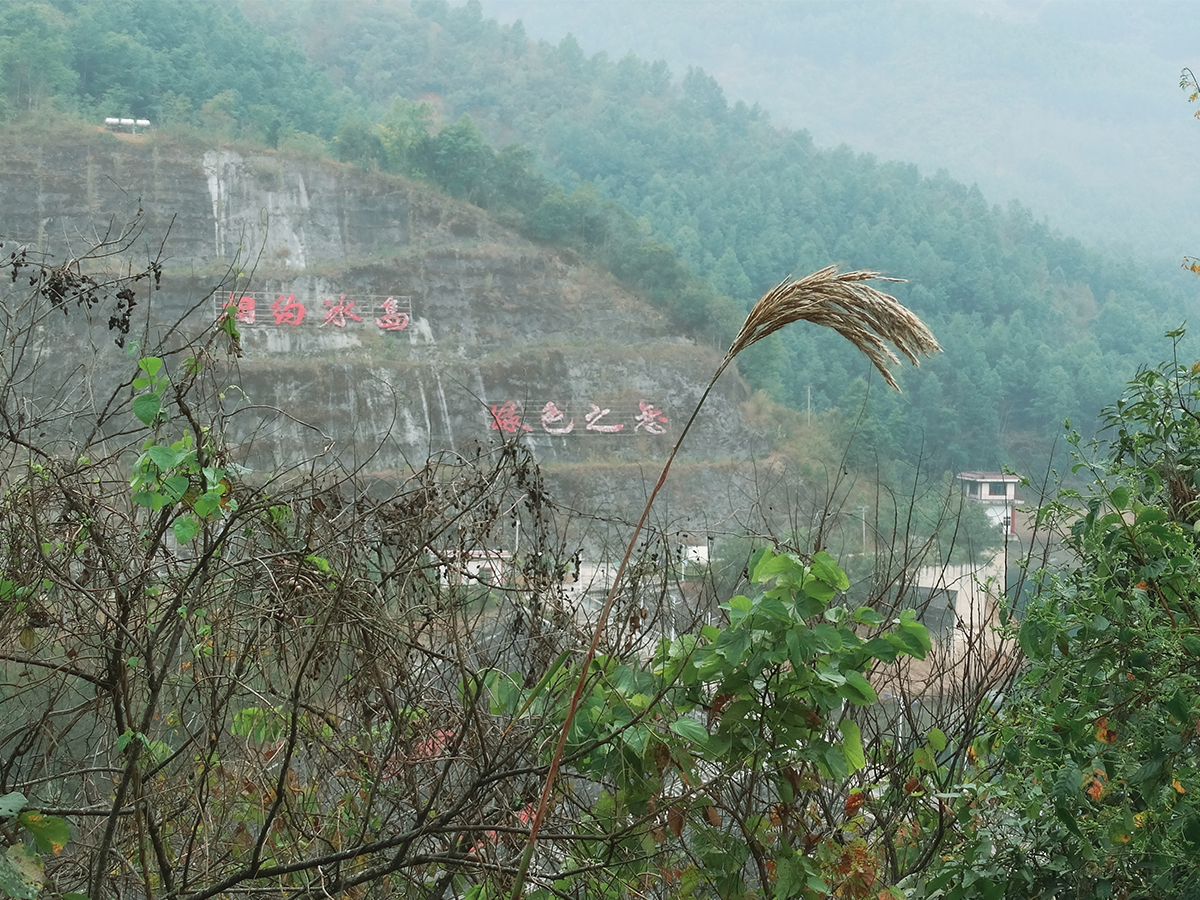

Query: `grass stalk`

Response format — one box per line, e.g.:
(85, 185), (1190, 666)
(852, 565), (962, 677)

(508, 266), (939, 898)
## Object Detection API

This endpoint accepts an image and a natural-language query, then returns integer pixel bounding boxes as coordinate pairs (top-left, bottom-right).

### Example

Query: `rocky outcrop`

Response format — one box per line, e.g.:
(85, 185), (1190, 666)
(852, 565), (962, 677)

(0, 129), (770, 526)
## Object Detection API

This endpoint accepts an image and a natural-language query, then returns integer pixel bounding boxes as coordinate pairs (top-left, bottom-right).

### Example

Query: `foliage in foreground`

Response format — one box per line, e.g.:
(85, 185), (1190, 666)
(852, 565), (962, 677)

(1, 213), (1043, 900)
(0, 212), (901, 900)
(918, 337), (1200, 899)
(14, 227), (1200, 900)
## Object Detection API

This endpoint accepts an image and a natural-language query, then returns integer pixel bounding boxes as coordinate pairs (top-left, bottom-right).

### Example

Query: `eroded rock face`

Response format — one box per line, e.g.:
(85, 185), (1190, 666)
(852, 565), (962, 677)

(1, 132), (770, 526)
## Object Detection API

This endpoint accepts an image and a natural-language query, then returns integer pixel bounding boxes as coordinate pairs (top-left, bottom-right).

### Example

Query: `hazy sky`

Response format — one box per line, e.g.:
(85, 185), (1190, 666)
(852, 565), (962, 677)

(479, 0), (1199, 267)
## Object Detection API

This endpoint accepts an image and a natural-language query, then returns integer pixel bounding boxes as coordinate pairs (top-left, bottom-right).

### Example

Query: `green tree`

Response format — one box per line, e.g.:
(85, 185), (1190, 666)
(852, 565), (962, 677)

(421, 113), (495, 204)
(926, 337), (1200, 897)
(377, 95), (434, 174)
(0, 2), (75, 113)
(334, 113), (383, 167)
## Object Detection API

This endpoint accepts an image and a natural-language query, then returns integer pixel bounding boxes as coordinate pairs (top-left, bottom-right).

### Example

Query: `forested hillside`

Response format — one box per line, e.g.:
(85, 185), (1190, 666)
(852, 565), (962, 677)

(478, 0), (1200, 265)
(4, 0), (1198, 471)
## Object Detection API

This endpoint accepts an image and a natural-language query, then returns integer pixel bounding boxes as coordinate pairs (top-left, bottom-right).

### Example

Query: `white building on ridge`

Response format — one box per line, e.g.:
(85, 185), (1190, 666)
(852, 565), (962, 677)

(956, 471), (1020, 534)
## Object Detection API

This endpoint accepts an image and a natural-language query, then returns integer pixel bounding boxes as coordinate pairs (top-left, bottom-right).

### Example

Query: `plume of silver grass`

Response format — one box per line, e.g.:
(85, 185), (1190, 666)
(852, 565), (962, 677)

(726, 265), (940, 389)
(511, 267), (939, 899)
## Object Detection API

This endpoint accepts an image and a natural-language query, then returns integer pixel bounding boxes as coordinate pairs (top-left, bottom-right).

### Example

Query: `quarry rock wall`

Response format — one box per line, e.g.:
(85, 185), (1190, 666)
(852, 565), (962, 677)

(0, 132), (772, 528)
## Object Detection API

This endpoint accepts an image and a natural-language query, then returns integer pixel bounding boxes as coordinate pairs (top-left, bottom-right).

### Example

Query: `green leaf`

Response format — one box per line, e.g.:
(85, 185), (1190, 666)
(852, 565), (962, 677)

(162, 475), (190, 503)
(1055, 804), (1085, 839)
(863, 636), (899, 662)
(670, 717), (710, 746)
(146, 445), (186, 471)
(786, 627), (820, 666)
(928, 727), (947, 752)
(192, 492), (221, 518)
(746, 546), (772, 581)
(852, 606), (884, 627)
(1018, 619), (1052, 660)
(173, 516), (200, 544)
(132, 393), (161, 426)
(823, 744), (849, 780)
(840, 670), (877, 705)
(17, 812), (69, 855)
(622, 725), (649, 755)
(725, 594), (752, 620)
(812, 623), (843, 652)
(751, 547), (799, 582)
(1110, 486), (1130, 510)
(885, 627), (925, 659)
(773, 851), (811, 898)
(1129, 754), (1166, 786)
(138, 356), (163, 377)
(839, 719), (865, 772)
(0, 845), (42, 900)
(756, 596), (792, 622)
(912, 747), (935, 772)
(717, 629), (750, 664)
(802, 577), (836, 604)
(897, 618), (931, 659)
(810, 551), (849, 590)
(1053, 763), (1082, 804)
(1136, 506), (1168, 524)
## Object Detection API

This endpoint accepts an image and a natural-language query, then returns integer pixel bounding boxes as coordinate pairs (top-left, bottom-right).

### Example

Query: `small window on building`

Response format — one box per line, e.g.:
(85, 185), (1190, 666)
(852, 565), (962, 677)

(988, 482), (1007, 497)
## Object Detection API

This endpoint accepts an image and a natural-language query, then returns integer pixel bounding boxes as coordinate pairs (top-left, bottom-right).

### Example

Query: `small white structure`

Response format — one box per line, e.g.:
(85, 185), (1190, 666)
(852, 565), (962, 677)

(104, 118), (152, 134)
(956, 471), (1020, 534)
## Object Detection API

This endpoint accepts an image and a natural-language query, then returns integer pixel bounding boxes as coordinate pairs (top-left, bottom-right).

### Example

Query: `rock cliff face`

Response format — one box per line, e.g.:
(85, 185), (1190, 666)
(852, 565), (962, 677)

(1, 129), (772, 527)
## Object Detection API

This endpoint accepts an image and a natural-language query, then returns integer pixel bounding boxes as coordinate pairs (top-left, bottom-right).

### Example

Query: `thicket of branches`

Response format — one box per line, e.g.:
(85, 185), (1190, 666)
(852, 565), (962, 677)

(0, 226), (1038, 900)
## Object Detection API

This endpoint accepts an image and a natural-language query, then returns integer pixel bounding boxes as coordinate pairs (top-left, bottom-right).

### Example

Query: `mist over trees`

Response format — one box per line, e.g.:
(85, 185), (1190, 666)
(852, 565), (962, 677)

(246, 0), (1200, 474)
(480, 0), (1200, 267)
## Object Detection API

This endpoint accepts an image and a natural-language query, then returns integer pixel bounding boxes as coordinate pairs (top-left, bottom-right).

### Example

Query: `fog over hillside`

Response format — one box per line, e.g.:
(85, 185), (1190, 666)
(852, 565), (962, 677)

(480, 0), (1199, 266)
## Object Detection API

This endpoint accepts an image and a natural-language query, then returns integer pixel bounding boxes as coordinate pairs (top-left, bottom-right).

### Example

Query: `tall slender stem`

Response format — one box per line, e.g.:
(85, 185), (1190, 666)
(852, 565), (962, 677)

(508, 357), (732, 899)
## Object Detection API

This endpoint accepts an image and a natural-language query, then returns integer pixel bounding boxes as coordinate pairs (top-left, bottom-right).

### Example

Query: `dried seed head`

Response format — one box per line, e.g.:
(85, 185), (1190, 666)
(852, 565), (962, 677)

(728, 266), (940, 391)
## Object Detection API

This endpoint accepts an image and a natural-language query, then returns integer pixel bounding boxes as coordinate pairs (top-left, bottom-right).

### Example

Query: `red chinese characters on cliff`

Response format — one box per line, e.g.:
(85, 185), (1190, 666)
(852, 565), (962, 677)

(376, 297), (410, 331)
(321, 296), (363, 328)
(488, 401), (668, 437)
(540, 402), (574, 435)
(225, 294), (257, 324)
(585, 404), (624, 433)
(270, 294), (306, 326)
(634, 400), (668, 435)
(488, 400), (533, 434)
(220, 292), (412, 329)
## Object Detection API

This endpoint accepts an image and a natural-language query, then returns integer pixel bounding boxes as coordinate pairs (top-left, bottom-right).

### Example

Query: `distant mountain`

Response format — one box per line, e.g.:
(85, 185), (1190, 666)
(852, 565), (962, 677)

(0, 126), (771, 534)
(479, 0), (1200, 266)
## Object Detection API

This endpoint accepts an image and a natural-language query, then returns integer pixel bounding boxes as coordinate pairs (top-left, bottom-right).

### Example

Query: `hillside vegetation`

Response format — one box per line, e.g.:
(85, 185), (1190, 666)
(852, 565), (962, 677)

(10, 4), (1200, 898)
(4, 0), (1199, 472)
